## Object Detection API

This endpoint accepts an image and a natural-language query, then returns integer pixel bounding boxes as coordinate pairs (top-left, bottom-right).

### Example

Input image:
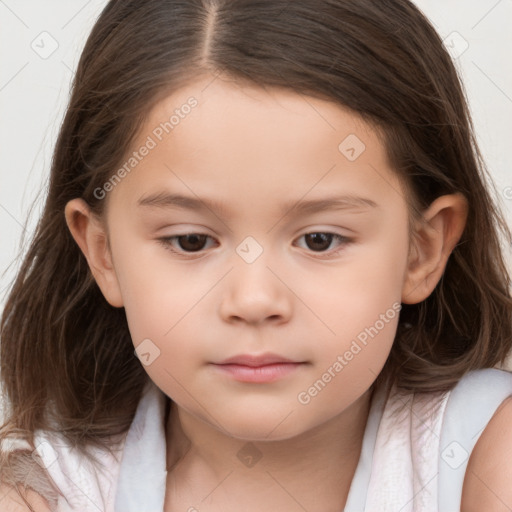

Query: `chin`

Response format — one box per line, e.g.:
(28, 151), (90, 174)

(218, 414), (306, 442)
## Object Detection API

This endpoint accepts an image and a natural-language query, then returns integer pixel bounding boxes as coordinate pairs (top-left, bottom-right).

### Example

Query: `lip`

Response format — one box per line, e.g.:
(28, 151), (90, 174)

(211, 353), (306, 383)
(216, 353), (299, 367)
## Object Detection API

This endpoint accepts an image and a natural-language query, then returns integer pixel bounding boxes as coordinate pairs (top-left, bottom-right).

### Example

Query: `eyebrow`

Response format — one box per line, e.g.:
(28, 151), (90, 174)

(137, 192), (379, 217)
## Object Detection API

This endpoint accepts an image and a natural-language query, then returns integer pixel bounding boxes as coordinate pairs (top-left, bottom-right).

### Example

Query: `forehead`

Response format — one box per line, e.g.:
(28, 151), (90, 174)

(145, 76), (379, 162)
(107, 76), (407, 217)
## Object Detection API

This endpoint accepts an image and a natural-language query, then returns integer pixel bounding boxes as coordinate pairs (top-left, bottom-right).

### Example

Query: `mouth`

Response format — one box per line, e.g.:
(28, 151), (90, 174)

(211, 353), (307, 383)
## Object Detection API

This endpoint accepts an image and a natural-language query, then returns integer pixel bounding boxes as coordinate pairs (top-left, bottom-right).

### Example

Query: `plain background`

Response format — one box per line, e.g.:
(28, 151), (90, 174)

(1, 0), (511, 317)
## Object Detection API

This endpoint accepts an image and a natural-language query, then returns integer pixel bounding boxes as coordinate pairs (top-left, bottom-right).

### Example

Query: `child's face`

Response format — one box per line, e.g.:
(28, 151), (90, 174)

(96, 76), (412, 439)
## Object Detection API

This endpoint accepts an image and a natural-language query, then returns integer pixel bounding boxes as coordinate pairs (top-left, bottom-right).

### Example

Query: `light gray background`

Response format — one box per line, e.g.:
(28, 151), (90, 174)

(1, 0), (511, 314)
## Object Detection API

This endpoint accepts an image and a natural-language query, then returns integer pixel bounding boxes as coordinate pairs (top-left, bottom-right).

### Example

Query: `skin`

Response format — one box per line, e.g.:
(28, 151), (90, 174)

(65, 75), (468, 511)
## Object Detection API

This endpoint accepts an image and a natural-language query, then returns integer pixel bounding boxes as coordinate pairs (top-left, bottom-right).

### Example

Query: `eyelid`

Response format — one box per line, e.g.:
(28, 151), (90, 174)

(157, 233), (217, 257)
(293, 233), (353, 259)
(157, 230), (354, 258)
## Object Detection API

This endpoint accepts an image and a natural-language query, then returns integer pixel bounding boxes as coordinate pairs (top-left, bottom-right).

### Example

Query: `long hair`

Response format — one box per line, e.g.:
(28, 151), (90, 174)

(1, 0), (511, 493)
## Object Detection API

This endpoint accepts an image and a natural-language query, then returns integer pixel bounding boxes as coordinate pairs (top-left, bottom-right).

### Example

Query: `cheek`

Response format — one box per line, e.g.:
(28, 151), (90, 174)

(306, 220), (408, 376)
(108, 229), (211, 351)
(312, 223), (408, 328)
(118, 264), (209, 394)
(121, 275), (213, 366)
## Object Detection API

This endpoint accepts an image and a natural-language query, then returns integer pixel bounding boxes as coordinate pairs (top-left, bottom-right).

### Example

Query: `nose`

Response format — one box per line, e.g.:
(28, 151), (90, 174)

(218, 257), (293, 326)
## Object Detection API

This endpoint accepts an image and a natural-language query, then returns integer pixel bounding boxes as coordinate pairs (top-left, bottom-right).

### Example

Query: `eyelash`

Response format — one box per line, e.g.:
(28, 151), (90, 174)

(157, 232), (353, 259)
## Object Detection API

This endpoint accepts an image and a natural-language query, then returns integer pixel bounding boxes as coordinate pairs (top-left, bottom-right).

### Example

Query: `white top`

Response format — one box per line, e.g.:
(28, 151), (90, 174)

(7, 368), (512, 511)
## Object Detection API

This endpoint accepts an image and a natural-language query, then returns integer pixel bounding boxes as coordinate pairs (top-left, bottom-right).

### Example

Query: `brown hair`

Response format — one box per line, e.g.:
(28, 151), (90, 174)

(1, 0), (511, 503)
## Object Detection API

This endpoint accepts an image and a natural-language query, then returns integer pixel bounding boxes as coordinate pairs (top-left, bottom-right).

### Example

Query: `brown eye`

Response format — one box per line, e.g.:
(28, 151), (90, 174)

(158, 233), (215, 255)
(175, 234), (208, 252)
(295, 232), (352, 258)
(304, 233), (334, 252)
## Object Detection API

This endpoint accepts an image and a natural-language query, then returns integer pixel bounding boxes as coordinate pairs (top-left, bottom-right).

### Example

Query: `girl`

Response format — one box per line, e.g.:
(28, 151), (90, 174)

(1, 0), (512, 511)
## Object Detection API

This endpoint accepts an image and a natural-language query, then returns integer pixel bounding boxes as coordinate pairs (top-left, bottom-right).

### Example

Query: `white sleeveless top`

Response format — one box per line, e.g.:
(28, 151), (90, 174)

(12, 368), (512, 511)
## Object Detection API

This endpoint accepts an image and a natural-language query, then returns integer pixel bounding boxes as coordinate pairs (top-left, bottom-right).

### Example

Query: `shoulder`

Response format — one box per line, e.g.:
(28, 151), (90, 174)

(0, 484), (52, 511)
(461, 394), (512, 511)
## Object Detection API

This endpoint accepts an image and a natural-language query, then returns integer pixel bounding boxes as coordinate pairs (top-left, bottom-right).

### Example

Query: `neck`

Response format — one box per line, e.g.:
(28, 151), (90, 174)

(165, 387), (374, 511)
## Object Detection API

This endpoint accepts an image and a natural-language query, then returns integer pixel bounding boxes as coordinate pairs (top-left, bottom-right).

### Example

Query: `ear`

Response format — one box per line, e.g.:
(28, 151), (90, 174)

(64, 198), (124, 308)
(402, 192), (468, 304)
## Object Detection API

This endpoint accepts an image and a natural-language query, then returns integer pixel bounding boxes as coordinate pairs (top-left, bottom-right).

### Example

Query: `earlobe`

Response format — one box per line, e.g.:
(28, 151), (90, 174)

(402, 193), (468, 305)
(64, 198), (124, 308)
